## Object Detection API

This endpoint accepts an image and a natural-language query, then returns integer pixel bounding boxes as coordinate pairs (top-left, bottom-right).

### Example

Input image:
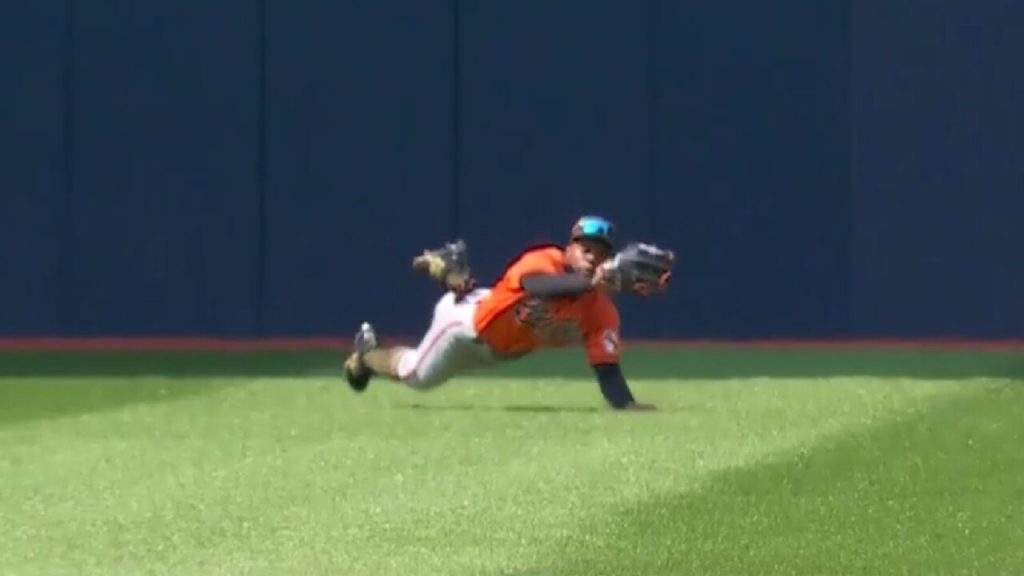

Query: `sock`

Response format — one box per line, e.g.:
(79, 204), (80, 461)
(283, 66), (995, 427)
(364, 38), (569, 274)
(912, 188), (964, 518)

(361, 347), (410, 379)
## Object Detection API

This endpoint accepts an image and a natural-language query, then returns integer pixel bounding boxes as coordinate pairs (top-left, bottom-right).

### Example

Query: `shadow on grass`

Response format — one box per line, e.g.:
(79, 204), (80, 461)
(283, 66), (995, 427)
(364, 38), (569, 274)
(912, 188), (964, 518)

(531, 382), (1024, 576)
(0, 348), (1021, 381)
(398, 402), (698, 414)
(401, 403), (602, 414)
(0, 378), (241, 429)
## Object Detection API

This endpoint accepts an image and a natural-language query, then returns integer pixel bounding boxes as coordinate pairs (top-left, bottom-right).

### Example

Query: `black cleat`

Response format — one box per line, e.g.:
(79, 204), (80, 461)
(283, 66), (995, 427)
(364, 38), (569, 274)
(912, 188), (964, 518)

(412, 240), (469, 282)
(412, 239), (478, 298)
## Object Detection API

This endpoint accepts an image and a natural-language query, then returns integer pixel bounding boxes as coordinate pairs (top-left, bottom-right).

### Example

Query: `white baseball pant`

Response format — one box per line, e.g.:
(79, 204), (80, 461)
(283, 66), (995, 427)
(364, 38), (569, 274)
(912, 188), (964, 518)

(396, 288), (499, 389)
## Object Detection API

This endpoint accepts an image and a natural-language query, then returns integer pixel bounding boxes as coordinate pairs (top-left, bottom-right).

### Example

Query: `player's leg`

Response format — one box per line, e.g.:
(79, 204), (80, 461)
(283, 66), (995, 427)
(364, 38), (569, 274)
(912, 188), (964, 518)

(344, 238), (485, 391)
(345, 288), (495, 391)
(345, 296), (450, 387)
(395, 290), (497, 389)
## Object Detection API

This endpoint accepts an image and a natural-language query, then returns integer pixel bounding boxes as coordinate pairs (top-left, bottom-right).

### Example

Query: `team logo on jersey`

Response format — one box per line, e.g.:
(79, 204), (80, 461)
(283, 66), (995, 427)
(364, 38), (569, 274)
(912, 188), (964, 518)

(514, 297), (582, 346)
(514, 298), (552, 328)
(602, 329), (620, 354)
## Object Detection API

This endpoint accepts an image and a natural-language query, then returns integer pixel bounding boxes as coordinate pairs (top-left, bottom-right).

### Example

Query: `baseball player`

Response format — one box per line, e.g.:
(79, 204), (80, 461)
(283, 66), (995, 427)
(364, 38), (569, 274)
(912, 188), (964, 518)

(342, 215), (674, 411)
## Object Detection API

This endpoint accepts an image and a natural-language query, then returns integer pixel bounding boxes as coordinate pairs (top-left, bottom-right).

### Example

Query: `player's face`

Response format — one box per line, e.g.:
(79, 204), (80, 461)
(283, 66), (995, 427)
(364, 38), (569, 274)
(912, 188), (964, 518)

(566, 238), (612, 276)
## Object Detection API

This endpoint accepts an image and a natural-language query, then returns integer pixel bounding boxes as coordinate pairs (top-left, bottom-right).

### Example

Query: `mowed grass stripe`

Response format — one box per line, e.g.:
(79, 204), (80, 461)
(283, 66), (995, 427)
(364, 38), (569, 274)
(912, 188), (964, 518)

(537, 381), (1024, 576)
(1, 375), (983, 576)
(0, 376), (244, 429)
(1, 347), (1021, 380)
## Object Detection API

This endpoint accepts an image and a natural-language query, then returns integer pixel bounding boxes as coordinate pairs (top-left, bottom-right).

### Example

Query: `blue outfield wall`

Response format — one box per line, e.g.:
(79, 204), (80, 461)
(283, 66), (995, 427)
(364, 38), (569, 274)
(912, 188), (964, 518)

(1, 0), (1021, 340)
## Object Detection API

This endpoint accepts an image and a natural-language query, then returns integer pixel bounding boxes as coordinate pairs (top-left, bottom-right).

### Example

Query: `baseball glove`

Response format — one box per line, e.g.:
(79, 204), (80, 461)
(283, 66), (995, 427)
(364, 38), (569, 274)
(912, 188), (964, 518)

(412, 239), (477, 298)
(602, 242), (676, 297)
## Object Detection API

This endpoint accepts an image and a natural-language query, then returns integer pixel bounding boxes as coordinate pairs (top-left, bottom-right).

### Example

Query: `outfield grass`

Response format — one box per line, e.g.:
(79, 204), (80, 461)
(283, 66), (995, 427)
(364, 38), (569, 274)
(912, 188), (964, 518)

(1, 348), (1021, 575)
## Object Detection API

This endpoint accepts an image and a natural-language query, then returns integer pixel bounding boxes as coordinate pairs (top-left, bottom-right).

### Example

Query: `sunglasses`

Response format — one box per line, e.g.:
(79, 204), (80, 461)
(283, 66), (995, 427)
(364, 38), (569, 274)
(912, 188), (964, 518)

(572, 216), (614, 241)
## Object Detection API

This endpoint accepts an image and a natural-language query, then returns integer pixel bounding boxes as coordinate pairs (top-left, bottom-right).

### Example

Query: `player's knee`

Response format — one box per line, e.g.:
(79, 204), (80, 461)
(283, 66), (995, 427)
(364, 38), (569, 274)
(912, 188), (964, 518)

(402, 369), (449, 391)
(395, 349), (419, 380)
(396, 352), (446, 390)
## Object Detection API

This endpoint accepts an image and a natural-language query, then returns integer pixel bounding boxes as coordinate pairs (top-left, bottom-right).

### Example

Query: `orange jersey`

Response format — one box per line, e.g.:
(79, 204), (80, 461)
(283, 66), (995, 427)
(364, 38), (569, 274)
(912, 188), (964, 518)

(473, 245), (622, 365)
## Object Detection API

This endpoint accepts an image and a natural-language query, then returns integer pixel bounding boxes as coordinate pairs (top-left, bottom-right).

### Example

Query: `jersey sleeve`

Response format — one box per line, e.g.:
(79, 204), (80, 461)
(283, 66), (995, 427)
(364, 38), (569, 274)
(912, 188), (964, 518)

(504, 248), (562, 289)
(581, 293), (622, 365)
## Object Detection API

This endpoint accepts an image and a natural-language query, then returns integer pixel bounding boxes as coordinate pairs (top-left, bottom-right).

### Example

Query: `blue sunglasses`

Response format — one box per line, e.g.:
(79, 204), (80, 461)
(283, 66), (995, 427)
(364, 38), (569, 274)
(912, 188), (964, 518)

(572, 216), (614, 243)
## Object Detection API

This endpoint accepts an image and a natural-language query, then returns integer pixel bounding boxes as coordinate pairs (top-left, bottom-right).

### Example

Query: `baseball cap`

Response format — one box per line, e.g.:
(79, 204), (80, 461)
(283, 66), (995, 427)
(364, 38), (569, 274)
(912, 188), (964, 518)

(570, 215), (614, 249)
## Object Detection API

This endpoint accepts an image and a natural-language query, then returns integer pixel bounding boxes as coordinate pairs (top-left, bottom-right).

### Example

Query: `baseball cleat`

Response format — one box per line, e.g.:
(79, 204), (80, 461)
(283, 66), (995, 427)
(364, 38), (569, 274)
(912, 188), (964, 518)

(344, 322), (377, 392)
(412, 239), (468, 283)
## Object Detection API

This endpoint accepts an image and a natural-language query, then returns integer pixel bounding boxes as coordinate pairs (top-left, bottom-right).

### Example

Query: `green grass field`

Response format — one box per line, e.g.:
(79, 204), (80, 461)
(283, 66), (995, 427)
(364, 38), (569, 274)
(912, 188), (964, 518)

(1, 347), (1022, 575)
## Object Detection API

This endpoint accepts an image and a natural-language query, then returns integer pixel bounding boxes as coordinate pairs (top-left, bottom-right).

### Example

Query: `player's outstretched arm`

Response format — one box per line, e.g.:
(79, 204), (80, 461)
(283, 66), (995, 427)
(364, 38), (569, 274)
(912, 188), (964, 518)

(520, 272), (593, 298)
(592, 363), (656, 411)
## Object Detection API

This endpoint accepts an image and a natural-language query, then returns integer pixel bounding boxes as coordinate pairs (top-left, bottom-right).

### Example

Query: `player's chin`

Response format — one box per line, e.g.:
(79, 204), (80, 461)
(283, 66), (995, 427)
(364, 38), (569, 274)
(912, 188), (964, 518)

(568, 260), (595, 277)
